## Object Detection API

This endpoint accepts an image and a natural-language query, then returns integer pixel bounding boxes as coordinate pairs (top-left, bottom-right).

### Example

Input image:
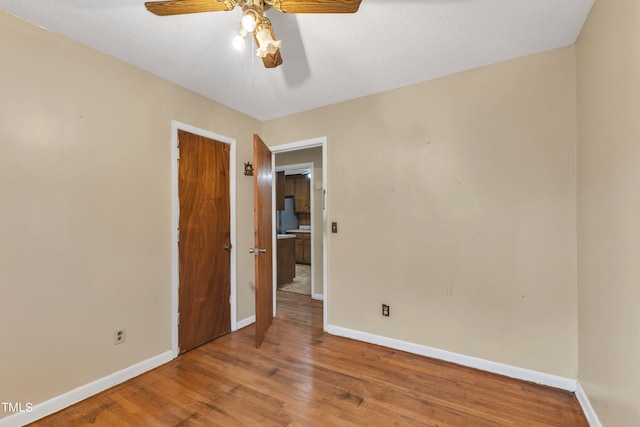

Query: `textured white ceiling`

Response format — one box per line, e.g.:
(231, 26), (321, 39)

(0, 0), (594, 120)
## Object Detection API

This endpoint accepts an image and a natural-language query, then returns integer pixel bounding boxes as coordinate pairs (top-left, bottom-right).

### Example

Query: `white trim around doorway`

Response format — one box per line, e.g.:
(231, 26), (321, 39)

(270, 137), (328, 332)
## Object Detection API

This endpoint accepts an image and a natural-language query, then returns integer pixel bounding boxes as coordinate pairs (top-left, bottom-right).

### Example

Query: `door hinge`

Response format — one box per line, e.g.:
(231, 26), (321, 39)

(177, 147), (180, 160)
(177, 313), (180, 326)
(177, 228), (180, 242)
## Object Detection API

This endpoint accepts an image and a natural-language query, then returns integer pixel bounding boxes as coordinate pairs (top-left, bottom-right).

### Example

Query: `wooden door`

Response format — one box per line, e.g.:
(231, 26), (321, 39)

(178, 130), (231, 354)
(253, 134), (273, 348)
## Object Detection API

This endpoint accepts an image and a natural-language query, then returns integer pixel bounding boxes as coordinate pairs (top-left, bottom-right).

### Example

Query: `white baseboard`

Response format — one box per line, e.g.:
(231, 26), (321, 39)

(0, 350), (173, 427)
(325, 324), (577, 392)
(236, 315), (255, 330)
(575, 381), (602, 427)
(1, 326), (588, 426)
(311, 293), (324, 301)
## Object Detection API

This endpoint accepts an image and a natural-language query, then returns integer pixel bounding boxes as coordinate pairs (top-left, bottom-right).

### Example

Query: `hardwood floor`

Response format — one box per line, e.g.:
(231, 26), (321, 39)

(30, 292), (588, 426)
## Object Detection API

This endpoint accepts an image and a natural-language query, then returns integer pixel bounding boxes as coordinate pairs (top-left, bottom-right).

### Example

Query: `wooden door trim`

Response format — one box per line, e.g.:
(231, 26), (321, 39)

(270, 137), (328, 332)
(170, 120), (237, 358)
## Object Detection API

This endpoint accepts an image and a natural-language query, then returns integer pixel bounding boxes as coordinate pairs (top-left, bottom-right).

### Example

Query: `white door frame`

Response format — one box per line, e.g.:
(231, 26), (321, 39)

(270, 137), (328, 331)
(170, 120), (237, 358)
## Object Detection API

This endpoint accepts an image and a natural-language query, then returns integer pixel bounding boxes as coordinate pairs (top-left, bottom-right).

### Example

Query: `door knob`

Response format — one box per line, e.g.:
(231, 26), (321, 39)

(224, 243), (232, 251)
(249, 247), (267, 255)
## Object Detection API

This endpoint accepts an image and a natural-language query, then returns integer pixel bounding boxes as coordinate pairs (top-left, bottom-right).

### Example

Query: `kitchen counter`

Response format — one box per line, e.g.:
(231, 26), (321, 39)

(286, 229), (311, 233)
(277, 234), (295, 239)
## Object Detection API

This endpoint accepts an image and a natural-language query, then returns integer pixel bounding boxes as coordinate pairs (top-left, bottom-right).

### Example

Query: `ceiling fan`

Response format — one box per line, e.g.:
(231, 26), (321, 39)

(144, 0), (362, 69)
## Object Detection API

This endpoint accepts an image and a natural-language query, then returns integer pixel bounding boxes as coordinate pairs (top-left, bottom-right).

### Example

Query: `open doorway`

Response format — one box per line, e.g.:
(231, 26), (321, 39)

(275, 164), (313, 297)
(271, 138), (327, 330)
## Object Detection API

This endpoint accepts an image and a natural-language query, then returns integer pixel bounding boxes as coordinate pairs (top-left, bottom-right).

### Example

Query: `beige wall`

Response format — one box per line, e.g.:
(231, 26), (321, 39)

(1, 5), (591, 421)
(264, 47), (578, 378)
(0, 10), (258, 413)
(576, 0), (640, 425)
(275, 147), (324, 296)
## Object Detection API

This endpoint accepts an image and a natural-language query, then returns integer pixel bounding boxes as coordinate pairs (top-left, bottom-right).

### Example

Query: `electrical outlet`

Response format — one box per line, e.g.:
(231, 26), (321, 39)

(114, 328), (126, 345)
(382, 304), (390, 317)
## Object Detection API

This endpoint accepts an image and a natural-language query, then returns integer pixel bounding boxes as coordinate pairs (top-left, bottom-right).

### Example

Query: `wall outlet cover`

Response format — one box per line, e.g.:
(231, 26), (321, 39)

(382, 304), (390, 317)
(114, 329), (126, 345)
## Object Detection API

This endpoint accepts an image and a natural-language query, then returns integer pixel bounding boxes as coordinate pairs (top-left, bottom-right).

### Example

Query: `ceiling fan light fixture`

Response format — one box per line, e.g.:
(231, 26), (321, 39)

(241, 10), (258, 32)
(145, 0), (363, 68)
(255, 28), (281, 56)
(254, 19), (281, 57)
(232, 33), (246, 51)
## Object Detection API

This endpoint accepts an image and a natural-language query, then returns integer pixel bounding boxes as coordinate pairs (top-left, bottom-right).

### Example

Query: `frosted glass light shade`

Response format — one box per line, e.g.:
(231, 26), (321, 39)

(232, 34), (246, 51)
(255, 28), (281, 57)
(241, 13), (256, 32)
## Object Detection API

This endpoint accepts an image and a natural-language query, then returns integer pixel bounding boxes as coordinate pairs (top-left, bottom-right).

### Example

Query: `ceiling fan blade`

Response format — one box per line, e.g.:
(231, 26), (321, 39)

(145, 0), (234, 16)
(272, 0), (361, 14)
(262, 49), (283, 68)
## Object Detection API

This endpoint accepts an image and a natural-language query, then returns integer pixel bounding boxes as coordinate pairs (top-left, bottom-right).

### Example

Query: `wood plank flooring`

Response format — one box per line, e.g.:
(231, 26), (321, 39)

(30, 292), (588, 426)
